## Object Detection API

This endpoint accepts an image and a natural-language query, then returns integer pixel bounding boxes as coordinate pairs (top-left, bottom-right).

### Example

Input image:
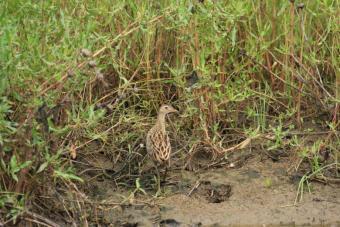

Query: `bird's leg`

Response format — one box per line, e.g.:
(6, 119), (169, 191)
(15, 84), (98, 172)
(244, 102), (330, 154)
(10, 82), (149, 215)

(154, 164), (161, 197)
(162, 166), (168, 184)
(163, 158), (171, 184)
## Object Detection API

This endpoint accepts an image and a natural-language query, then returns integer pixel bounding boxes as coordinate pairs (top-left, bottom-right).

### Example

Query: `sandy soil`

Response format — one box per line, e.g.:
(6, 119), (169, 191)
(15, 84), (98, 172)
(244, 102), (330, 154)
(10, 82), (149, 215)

(83, 154), (340, 226)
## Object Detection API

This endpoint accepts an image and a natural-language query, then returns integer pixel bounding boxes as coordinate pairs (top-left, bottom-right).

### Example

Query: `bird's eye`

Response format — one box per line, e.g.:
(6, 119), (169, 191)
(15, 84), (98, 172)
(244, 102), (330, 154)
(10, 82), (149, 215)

(165, 106), (168, 109)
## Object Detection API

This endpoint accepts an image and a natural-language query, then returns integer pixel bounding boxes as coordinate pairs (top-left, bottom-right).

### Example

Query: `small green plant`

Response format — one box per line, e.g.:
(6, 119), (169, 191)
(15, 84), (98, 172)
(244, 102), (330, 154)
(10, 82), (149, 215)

(264, 178), (273, 188)
(2, 155), (32, 182)
(122, 178), (147, 204)
(134, 177), (147, 195)
(267, 118), (293, 152)
(0, 192), (25, 223)
(295, 137), (338, 204)
(0, 97), (17, 150)
(53, 167), (84, 183)
(295, 174), (312, 204)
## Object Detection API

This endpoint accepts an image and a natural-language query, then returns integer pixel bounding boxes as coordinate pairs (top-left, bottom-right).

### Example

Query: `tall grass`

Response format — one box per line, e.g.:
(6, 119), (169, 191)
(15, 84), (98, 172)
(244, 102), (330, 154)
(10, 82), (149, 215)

(0, 0), (338, 224)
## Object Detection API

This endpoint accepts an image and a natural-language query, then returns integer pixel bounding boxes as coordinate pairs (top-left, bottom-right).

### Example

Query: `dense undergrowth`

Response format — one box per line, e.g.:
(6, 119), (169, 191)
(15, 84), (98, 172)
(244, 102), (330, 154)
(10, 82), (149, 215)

(0, 0), (339, 225)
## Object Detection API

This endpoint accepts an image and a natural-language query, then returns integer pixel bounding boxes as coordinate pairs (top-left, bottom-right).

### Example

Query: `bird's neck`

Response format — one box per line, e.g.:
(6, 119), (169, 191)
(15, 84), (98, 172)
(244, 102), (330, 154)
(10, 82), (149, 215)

(156, 113), (166, 132)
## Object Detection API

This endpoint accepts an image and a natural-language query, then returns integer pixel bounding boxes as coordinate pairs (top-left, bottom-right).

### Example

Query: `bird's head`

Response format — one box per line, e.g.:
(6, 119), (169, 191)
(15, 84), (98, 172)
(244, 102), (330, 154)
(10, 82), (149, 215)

(159, 104), (178, 115)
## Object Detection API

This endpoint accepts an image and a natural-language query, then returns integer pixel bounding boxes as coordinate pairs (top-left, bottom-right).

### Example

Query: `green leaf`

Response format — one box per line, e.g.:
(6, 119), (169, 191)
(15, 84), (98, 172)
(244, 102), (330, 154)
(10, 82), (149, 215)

(18, 161), (32, 170)
(37, 162), (49, 173)
(138, 187), (147, 195)
(54, 170), (84, 182)
(231, 26), (237, 49)
(9, 155), (18, 171)
(11, 173), (18, 182)
(0, 159), (6, 170)
(136, 178), (141, 189)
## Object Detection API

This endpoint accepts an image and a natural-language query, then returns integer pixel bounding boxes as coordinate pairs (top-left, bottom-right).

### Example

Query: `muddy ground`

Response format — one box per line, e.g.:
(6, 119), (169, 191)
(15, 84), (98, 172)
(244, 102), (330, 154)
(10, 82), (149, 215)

(74, 150), (340, 227)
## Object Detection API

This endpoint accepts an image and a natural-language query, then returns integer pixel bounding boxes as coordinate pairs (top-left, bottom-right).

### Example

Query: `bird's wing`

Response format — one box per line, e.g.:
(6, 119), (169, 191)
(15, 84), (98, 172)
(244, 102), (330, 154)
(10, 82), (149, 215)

(148, 131), (171, 163)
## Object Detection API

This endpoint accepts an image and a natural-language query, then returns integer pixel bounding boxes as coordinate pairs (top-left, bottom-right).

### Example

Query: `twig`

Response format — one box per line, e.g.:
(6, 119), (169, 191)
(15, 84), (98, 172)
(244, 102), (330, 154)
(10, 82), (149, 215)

(38, 195), (146, 207)
(187, 181), (201, 197)
(249, 89), (289, 109)
(312, 176), (340, 184)
(284, 130), (339, 136)
(24, 210), (60, 227)
(290, 54), (333, 99)
(241, 50), (304, 94)
(23, 217), (55, 227)
(312, 198), (340, 204)
(75, 118), (122, 150)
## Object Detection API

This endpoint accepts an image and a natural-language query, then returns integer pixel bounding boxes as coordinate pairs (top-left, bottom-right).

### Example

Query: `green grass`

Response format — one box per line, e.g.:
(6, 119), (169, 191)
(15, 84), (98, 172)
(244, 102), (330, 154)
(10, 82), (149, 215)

(0, 0), (339, 225)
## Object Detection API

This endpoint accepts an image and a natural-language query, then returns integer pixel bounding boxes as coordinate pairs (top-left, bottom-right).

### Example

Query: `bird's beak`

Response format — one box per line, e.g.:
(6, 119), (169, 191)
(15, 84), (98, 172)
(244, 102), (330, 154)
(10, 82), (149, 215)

(171, 107), (179, 114)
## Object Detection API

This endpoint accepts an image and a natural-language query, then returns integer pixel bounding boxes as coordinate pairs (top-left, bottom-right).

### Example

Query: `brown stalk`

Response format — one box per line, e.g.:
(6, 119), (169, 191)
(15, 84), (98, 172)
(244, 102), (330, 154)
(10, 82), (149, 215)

(190, 15), (209, 140)
(24, 210), (61, 227)
(335, 74), (340, 124)
(145, 25), (153, 83)
(218, 52), (227, 93)
(14, 128), (33, 194)
(270, 1), (277, 87)
(288, 0), (296, 99)
(175, 29), (185, 98)
(208, 43), (217, 125)
(296, 6), (306, 129)
(260, 1), (274, 86)
(155, 27), (163, 80)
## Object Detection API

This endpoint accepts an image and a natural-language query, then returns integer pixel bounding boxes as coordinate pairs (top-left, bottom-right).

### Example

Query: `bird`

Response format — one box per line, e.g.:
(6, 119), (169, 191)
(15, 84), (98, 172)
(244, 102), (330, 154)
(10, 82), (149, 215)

(146, 104), (178, 194)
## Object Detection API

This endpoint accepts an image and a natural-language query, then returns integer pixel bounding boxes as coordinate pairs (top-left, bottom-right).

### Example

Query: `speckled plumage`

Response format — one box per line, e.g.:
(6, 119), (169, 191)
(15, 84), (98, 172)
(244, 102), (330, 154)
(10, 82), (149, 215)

(146, 104), (178, 167)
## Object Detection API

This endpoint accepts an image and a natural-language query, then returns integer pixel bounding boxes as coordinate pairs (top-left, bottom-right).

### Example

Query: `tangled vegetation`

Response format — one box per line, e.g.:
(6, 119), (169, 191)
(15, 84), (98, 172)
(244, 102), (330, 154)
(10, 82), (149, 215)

(0, 0), (339, 225)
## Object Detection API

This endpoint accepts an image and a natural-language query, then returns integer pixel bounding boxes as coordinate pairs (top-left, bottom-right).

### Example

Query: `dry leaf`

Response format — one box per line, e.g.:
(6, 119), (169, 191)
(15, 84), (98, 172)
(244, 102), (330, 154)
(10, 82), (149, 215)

(80, 48), (92, 57)
(70, 144), (77, 160)
(88, 60), (97, 68)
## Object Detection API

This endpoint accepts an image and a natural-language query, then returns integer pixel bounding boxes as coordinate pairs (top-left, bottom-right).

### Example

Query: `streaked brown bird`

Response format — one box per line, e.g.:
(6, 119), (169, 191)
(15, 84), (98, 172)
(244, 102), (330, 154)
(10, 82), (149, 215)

(146, 104), (178, 194)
